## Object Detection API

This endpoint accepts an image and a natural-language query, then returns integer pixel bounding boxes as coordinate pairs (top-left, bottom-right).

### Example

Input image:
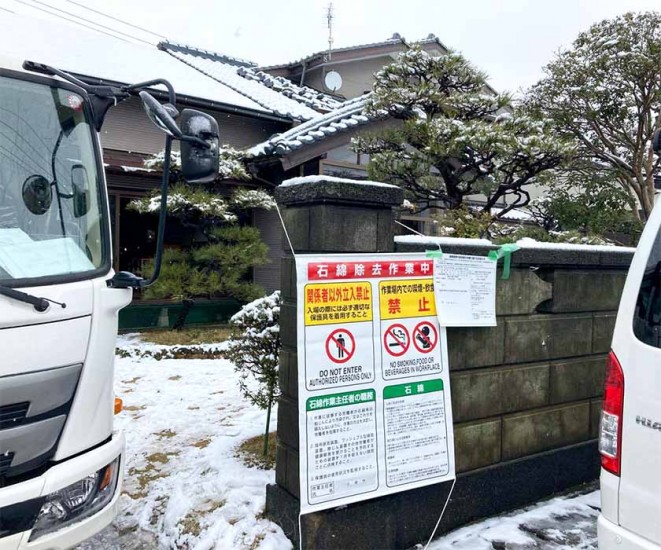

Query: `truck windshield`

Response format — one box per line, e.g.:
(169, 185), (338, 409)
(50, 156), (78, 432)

(0, 75), (106, 285)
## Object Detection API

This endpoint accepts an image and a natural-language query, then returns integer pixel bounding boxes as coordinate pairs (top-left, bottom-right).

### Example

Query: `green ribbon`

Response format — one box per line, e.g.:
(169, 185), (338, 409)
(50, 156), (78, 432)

(488, 244), (520, 280)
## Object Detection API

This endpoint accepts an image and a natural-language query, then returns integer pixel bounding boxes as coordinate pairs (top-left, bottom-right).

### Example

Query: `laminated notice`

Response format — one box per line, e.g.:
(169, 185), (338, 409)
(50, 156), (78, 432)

(432, 254), (497, 327)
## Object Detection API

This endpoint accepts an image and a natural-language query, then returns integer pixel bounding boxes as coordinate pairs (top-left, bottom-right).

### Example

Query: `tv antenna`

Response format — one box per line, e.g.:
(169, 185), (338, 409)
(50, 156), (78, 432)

(326, 2), (334, 61)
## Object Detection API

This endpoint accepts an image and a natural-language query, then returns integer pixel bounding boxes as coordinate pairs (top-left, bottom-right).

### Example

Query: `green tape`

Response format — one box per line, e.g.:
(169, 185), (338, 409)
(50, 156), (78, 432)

(488, 244), (520, 280)
(425, 248), (443, 259)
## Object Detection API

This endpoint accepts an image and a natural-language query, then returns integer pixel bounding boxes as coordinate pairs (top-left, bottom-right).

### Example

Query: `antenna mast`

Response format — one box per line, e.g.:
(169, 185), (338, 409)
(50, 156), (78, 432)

(326, 2), (334, 61)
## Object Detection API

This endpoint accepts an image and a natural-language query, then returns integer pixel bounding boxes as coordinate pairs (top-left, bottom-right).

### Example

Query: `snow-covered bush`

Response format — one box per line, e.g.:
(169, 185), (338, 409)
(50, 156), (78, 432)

(126, 183), (274, 324)
(224, 291), (281, 458)
(128, 186), (273, 221)
(143, 145), (251, 181)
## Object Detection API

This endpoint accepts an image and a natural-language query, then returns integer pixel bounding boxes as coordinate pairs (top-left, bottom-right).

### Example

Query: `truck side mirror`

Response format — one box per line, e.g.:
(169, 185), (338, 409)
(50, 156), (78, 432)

(139, 91), (182, 139)
(179, 109), (220, 183)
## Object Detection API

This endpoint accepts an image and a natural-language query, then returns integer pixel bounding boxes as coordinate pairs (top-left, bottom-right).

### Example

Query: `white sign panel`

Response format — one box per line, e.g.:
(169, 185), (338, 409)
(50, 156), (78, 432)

(433, 254), (497, 327)
(297, 254), (456, 515)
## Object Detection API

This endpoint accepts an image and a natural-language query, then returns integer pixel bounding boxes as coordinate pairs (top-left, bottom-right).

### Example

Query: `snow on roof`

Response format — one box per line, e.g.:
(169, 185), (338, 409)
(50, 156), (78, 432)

(248, 94), (380, 157)
(262, 33), (448, 71)
(0, 13), (268, 114)
(491, 207), (533, 221)
(236, 67), (344, 112)
(159, 41), (257, 69)
(159, 42), (324, 121)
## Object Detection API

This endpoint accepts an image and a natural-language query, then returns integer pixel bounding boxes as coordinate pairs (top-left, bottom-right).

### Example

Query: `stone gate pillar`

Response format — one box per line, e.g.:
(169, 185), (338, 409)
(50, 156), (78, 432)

(265, 177), (415, 549)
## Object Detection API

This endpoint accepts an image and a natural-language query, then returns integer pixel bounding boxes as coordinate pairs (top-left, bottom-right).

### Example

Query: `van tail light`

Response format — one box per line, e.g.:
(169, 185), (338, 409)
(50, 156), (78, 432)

(599, 351), (624, 476)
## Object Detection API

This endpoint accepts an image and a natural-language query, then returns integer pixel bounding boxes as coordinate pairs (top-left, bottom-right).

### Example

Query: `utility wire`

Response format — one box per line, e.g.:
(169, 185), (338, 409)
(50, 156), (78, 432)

(0, 4), (15, 12)
(63, 0), (166, 40)
(25, 0), (156, 45)
(11, 0), (133, 43)
(13, 0), (156, 46)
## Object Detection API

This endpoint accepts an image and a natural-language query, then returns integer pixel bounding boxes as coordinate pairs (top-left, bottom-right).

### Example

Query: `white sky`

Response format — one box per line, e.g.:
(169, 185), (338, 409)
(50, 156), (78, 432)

(4, 0), (660, 92)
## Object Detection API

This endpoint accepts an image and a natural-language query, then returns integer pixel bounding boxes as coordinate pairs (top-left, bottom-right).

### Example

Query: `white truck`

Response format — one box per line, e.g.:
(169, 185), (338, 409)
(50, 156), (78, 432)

(598, 133), (661, 549)
(0, 57), (219, 549)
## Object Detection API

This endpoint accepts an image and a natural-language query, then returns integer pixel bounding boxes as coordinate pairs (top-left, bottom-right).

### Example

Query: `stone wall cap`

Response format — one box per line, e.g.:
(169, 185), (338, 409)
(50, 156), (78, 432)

(396, 235), (494, 247)
(275, 176), (403, 207)
(395, 235), (635, 267)
(280, 175), (398, 189)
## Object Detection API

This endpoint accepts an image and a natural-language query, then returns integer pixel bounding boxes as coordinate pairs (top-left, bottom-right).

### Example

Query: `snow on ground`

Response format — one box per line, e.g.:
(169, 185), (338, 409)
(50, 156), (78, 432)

(429, 489), (600, 550)
(79, 336), (291, 550)
(81, 335), (599, 550)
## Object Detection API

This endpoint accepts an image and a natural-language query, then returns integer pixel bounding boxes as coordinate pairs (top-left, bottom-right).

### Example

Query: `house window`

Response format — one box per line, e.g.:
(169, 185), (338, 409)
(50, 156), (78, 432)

(321, 145), (368, 180)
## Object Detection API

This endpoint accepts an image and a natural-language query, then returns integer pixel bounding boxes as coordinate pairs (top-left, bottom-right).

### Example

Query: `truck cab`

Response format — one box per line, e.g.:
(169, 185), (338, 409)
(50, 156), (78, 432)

(0, 58), (219, 549)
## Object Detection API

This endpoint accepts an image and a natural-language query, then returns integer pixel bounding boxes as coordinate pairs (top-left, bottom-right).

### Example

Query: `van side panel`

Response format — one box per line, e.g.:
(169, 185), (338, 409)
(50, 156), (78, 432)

(610, 202), (661, 545)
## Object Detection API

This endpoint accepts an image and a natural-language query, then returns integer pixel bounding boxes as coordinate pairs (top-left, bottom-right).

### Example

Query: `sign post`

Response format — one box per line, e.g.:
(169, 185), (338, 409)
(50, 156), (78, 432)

(296, 254), (456, 515)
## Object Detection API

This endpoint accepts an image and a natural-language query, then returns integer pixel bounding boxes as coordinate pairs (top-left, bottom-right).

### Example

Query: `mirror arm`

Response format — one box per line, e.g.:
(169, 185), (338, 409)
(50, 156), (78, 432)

(139, 134), (174, 288)
(180, 134), (211, 149)
(123, 79), (176, 105)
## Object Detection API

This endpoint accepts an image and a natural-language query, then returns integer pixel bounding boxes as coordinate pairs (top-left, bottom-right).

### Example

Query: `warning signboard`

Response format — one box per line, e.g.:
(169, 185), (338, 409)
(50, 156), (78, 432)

(297, 254), (455, 515)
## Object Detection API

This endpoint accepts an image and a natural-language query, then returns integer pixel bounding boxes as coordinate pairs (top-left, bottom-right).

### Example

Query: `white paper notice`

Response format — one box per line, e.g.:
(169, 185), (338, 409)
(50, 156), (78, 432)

(433, 254), (497, 327)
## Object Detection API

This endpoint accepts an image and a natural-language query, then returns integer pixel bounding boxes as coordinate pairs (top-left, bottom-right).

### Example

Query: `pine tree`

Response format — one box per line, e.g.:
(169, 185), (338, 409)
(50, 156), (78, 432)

(129, 149), (275, 326)
(353, 46), (572, 219)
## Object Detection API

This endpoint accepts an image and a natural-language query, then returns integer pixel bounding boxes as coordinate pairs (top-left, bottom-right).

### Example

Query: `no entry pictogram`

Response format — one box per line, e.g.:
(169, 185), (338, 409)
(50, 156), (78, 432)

(413, 321), (438, 354)
(325, 329), (356, 364)
(383, 323), (410, 357)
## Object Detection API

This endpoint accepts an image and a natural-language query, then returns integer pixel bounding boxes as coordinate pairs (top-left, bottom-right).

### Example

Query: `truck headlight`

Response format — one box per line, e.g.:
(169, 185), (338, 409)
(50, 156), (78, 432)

(29, 457), (120, 541)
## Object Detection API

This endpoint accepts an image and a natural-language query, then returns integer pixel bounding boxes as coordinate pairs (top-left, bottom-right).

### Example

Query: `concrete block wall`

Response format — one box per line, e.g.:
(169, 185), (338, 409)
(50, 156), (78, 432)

(397, 240), (633, 480)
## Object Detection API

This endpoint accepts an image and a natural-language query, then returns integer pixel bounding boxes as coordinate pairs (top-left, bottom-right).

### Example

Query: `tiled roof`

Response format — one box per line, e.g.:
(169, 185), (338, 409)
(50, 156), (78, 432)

(248, 95), (380, 158)
(157, 41), (257, 69)
(0, 13), (269, 114)
(261, 33), (447, 71)
(236, 67), (344, 112)
(159, 42), (341, 121)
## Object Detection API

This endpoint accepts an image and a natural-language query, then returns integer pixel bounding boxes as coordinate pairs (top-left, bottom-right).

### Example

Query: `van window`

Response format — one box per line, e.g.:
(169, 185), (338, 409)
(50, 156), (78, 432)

(633, 229), (661, 348)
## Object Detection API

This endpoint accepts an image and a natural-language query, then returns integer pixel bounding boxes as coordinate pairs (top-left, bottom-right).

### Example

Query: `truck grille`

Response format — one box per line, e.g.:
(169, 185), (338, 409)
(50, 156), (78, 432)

(0, 402), (29, 429)
(0, 364), (82, 484)
(0, 452), (14, 474)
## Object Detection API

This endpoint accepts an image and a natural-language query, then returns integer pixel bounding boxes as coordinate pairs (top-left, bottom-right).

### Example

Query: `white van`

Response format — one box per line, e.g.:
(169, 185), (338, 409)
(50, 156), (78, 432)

(598, 196), (661, 549)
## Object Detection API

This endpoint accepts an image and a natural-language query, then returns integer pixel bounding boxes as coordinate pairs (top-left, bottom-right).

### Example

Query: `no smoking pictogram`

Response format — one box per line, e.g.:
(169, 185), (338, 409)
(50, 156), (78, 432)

(413, 321), (438, 354)
(325, 329), (356, 364)
(383, 323), (410, 357)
